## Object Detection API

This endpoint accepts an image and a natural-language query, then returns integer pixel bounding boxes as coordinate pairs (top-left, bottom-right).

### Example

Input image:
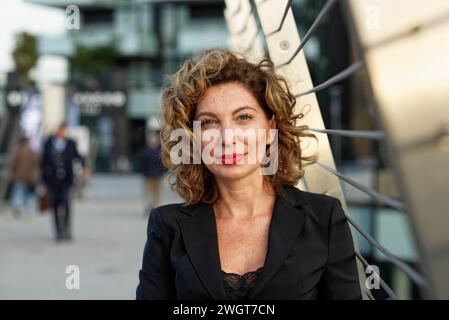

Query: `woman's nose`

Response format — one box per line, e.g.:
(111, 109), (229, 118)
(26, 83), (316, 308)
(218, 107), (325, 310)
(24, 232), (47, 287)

(221, 127), (235, 147)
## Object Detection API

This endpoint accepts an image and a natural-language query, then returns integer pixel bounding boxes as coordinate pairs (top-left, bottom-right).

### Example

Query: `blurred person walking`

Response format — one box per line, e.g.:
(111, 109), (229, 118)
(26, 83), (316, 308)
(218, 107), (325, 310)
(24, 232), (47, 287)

(41, 122), (90, 242)
(9, 136), (40, 217)
(139, 132), (166, 217)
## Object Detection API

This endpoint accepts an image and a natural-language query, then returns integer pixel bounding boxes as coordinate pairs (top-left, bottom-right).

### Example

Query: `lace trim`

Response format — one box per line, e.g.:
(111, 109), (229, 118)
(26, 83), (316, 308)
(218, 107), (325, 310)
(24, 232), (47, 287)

(222, 266), (263, 291)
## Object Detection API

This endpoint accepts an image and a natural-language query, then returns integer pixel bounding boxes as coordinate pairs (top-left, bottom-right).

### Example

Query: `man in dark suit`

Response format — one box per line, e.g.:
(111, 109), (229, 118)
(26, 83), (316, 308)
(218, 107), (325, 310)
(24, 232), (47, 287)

(41, 122), (90, 242)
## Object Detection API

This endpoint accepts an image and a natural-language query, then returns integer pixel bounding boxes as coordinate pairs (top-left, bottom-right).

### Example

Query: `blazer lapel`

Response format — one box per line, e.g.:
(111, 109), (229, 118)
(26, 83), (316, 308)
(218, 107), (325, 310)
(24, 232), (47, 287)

(177, 203), (227, 300)
(246, 186), (307, 299)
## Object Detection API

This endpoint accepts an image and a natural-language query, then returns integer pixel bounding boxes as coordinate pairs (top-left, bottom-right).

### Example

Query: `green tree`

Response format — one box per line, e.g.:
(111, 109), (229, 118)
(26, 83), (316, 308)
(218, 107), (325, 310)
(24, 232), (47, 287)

(71, 43), (119, 77)
(12, 32), (38, 85)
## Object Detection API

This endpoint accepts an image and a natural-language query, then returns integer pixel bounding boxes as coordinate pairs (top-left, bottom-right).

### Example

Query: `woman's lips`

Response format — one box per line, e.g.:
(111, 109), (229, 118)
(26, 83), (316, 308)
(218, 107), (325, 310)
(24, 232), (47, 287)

(220, 153), (245, 164)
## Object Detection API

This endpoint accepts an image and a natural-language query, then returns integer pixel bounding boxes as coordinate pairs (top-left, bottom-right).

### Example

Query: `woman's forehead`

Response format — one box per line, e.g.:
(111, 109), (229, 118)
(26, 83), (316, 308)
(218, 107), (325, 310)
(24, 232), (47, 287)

(196, 83), (260, 114)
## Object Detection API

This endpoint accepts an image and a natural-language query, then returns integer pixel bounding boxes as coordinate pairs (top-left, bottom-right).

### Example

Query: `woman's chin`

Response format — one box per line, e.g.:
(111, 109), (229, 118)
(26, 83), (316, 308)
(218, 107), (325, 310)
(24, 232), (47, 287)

(209, 164), (260, 182)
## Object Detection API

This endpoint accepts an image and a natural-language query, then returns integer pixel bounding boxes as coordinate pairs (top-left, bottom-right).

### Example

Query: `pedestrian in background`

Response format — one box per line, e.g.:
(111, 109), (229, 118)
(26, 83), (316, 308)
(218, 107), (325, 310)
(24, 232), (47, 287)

(9, 136), (40, 217)
(41, 122), (90, 242)
(139, 132), (166, 217)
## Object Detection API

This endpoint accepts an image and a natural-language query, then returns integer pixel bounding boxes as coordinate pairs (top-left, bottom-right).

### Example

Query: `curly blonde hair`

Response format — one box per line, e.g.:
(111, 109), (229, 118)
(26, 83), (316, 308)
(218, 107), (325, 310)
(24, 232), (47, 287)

(159, 49), (316, 205)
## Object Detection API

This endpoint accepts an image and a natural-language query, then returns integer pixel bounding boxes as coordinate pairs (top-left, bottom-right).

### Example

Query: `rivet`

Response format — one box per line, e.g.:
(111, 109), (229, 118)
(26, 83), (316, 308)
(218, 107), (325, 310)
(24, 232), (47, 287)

(279, 40), (290, 51)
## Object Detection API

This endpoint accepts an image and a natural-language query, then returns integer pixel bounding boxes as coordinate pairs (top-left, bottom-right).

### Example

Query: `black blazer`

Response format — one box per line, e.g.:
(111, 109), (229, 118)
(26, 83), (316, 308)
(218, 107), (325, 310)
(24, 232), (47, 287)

(136, 185), (362, 300)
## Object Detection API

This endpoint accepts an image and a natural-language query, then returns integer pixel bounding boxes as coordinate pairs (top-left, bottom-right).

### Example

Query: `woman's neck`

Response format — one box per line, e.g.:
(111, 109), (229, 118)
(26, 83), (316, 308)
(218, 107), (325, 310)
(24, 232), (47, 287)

(213, 173), (276, 220)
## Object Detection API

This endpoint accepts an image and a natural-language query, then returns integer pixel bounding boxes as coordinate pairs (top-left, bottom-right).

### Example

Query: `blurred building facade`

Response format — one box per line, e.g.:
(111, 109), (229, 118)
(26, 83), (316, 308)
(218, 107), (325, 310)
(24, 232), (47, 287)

(27, 0), (228, 172)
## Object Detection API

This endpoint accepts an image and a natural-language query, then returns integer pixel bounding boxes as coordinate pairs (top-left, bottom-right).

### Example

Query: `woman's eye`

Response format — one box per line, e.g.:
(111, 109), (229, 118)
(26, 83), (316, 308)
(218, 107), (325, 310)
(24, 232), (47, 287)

(239, 113), (253, 121)
(200, 119), (215, 126)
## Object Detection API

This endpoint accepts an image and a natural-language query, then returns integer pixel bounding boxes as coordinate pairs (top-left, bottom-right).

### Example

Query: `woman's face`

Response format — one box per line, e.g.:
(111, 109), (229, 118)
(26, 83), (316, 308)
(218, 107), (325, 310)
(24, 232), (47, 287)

(194, 82), (275, 182)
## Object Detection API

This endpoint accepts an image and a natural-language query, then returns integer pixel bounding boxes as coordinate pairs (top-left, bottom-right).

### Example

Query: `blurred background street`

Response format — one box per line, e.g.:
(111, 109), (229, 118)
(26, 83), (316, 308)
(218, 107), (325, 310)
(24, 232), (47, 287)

(0, 173), (181, 299)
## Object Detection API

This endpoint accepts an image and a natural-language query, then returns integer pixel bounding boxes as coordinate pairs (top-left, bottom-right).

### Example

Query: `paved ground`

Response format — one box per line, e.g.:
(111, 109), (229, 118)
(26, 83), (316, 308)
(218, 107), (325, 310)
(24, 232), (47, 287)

(0, 174), (182, 299)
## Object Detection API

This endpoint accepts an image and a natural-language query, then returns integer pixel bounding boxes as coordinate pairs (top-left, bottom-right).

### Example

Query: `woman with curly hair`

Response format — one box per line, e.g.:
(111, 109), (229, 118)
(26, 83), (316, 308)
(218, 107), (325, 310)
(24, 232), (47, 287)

(136, 49), (362, 300)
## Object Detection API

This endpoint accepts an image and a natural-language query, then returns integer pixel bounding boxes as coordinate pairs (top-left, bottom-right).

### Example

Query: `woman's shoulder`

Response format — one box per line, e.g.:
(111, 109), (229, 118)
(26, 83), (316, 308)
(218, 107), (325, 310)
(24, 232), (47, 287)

(149, 201), (203, 225)
(150, 202), (186, 217)
(280, 184), (340, 208)
(280, 185), (343, 225)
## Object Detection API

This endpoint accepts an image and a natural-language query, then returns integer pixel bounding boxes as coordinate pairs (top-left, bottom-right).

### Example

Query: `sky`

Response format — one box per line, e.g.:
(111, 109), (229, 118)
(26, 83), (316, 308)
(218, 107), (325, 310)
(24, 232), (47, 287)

(0, 0), (67, 83)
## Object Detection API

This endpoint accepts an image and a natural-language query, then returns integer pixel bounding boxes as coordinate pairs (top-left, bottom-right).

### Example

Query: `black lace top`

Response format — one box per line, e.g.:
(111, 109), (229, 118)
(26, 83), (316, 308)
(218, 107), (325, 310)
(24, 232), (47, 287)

(222, 267), (263, 300)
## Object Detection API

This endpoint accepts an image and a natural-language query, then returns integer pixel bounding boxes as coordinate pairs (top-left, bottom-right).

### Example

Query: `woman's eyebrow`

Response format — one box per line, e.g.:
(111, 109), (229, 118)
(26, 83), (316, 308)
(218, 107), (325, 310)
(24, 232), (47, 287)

(194, 106), (257, 120)
(194, 111), (217, 120)
(232, 105), (257, 115)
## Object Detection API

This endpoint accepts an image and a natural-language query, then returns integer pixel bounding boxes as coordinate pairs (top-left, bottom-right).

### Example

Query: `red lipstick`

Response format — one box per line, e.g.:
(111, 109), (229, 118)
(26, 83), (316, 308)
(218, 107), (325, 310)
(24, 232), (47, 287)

(221, 153), (245, 164)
